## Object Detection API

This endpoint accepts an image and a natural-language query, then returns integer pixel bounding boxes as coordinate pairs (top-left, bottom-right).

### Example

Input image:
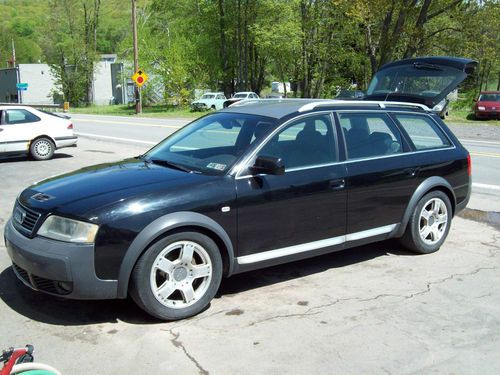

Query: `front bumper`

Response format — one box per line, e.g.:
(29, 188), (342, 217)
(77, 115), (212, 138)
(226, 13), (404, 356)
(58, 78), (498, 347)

(4, 219), (118, 299)
(191, 103), (208, 111)
(475, 110), (499, 119)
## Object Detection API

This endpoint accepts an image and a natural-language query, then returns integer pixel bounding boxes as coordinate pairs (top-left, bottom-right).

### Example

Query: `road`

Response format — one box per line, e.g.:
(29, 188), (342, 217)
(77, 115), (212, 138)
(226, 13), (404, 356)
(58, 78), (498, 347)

(70, 113), (500, 195)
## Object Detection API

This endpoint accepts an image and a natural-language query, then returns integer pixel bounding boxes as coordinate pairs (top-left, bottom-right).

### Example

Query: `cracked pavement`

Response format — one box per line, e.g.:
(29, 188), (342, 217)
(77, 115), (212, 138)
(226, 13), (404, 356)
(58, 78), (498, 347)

(0, 137), (499, 375)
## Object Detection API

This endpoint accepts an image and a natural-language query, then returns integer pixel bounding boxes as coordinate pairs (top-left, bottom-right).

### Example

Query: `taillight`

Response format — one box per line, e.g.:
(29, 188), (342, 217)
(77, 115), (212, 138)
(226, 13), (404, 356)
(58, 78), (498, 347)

(67, 123), (73, 129)
(467, 153), (471, 177)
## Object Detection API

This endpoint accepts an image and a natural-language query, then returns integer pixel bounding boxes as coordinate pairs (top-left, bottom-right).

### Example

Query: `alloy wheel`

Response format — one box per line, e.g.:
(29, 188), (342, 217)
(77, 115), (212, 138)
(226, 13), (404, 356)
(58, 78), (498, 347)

(149, 240), (212, 309)
(33, 139), (52, 158)
(419, 197), (448, 245)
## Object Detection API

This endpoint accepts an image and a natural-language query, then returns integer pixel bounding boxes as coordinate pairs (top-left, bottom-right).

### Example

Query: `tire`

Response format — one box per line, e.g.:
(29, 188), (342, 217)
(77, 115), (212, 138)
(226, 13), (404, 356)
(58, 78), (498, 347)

(210, 105), (216, 111)
(400, 190), (452, 254)
(30, 137), (55, 160)
(130, 232), (223, 320)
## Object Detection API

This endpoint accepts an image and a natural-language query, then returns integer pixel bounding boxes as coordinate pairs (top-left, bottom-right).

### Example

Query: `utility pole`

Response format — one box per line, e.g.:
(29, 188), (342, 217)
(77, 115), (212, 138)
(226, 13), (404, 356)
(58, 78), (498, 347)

(12, 38), (22, 104)
(11, 39), (16, 67)
(132, 0), (142, 114)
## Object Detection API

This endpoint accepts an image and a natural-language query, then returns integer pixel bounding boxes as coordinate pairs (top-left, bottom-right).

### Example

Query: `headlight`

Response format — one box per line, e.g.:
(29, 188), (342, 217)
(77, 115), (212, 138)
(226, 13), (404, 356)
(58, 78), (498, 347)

(478, 106), (486, 111)
(37, 215), (98, 243)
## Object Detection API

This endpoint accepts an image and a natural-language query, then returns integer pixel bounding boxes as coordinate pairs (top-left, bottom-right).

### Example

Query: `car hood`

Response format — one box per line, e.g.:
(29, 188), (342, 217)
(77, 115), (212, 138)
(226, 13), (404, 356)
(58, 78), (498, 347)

(18, 158), (215, 219)
(365, 56), (478, 108)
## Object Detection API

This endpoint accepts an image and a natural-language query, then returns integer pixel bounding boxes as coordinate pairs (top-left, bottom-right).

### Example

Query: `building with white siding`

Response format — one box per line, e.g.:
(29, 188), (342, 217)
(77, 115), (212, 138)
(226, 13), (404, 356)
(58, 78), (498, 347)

(0, 55), (126, 105)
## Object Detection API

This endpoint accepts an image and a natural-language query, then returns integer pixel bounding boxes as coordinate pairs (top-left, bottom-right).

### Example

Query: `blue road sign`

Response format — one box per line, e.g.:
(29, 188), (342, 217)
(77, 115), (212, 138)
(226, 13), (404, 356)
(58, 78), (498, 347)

(16, 83), (28, 89)
(18, 87), (28, 91)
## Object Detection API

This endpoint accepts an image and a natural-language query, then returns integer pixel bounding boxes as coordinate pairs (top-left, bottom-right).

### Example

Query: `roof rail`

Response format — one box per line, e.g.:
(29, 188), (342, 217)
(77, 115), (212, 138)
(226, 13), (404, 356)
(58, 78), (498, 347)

(298, 100), (430, 112)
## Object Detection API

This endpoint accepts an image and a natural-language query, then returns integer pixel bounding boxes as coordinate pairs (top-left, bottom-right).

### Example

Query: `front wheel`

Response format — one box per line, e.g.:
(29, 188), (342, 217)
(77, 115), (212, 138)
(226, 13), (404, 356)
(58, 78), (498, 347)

(130, 232), (223, 320)
(400, 191), (452, 254)
(30, 137), (55, 160)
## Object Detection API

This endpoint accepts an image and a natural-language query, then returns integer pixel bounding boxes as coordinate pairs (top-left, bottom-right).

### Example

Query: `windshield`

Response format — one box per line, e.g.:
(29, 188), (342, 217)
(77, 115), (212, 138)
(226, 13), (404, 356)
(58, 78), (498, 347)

(233, 93), (247, 98)
(144, 112), (277, 175)
(479, 93), (500, 102)
(201, 94), (215, 99)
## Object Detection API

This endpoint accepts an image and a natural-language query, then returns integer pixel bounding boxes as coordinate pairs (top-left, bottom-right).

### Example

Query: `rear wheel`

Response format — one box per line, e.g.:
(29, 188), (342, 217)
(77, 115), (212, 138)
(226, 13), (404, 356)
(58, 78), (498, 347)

(30, 137), (55, 160)
(130, 232), (223, 320)
(400, 191), (452, 254)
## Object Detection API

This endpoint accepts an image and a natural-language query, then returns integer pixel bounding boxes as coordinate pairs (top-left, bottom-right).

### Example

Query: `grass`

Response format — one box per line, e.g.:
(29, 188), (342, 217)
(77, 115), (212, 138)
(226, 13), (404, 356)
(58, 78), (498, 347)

(68, 103), (499, 125)
(445, 109), (499, 125)
(68, 104), (202, 119)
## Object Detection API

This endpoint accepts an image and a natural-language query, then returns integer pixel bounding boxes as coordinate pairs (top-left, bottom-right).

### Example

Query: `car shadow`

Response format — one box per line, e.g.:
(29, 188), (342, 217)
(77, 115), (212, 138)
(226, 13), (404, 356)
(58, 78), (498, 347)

(218, 239), (413, 296)
(0, 153), (73, 163)
(0, 239), (414, 326)
(465, 113), (476, 121)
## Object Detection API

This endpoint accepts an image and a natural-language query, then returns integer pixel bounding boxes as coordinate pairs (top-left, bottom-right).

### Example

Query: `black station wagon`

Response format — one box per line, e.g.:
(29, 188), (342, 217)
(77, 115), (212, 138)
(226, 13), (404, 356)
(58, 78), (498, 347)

(5, 57), (476, 320)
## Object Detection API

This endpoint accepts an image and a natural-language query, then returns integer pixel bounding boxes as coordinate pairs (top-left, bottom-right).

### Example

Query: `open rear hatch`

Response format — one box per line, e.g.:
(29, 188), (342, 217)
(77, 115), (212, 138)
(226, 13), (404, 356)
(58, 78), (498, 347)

(364, 57), (477, 108)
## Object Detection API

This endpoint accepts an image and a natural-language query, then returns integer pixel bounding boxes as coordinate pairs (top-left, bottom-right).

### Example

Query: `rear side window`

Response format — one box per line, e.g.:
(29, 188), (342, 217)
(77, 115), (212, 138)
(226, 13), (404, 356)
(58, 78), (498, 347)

(338, 113), (403, 159)
(5, 109), (40, 125)
(394, 114), (451, 150)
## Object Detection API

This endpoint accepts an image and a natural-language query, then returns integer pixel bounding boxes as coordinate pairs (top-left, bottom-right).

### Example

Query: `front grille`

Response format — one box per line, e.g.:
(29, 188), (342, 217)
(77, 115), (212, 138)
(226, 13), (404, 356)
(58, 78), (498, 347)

(12, 263), (72, 295)
(12, 201), (42, 236)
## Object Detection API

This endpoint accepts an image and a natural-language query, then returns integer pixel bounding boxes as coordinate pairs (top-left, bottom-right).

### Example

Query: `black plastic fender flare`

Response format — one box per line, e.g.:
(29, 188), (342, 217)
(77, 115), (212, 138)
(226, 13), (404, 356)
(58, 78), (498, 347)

(393, 176), (456, 238)
(116, 211), (235, 298)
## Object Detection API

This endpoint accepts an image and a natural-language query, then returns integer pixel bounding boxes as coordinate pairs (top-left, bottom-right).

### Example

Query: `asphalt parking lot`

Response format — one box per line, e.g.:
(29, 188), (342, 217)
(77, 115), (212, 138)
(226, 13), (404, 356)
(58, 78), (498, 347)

(1, 136), (499, 375)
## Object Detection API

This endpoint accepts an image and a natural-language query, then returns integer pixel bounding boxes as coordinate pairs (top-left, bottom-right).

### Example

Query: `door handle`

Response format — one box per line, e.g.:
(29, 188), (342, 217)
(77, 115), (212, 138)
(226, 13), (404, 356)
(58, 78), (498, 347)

(329, 179), (346, 190)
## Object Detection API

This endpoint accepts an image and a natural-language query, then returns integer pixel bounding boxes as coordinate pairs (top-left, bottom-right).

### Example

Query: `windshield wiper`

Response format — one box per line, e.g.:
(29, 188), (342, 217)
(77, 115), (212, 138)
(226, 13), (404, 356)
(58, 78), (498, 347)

(147, 158), (194, 173)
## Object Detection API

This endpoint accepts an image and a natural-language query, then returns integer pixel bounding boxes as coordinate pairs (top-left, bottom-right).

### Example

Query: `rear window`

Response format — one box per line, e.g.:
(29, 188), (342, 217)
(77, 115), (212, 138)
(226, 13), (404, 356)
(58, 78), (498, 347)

(393, 114), (451, 150)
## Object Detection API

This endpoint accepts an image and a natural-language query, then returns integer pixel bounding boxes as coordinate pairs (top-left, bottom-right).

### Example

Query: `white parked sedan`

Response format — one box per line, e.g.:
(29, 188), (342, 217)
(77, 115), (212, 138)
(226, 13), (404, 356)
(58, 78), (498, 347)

(0, 105), (77, 160)
(223, 91), (260, 108)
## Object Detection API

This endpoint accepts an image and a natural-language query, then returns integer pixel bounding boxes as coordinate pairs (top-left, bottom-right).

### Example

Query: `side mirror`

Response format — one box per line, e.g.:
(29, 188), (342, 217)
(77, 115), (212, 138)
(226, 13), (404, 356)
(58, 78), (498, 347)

(250, 155), (285, 176)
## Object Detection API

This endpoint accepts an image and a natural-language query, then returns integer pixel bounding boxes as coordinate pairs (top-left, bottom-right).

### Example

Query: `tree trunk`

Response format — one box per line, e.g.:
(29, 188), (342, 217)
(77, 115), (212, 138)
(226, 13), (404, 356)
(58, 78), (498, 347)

(300, 0), (309, 98)
(365, 23), (378, 77)
(478, 59), (487, 92)
(218, 0), (230, 96)
(236, 0), (242, 91)
(243, 0), (249, 91)
(404, 0), (432, 58)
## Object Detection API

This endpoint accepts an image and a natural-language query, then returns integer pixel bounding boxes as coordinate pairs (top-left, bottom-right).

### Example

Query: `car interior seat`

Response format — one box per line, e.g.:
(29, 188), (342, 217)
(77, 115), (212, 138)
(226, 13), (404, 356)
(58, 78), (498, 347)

(346, 117), (371, 158)
(293, 119), (326, 167)
(368, 132), (393, 156)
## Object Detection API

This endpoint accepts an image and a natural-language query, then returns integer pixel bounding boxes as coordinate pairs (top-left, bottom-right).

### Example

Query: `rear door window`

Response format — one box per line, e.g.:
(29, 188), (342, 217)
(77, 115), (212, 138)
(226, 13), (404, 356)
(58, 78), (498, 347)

(393, 114), (451, 150)
(338, 113), (403, 159)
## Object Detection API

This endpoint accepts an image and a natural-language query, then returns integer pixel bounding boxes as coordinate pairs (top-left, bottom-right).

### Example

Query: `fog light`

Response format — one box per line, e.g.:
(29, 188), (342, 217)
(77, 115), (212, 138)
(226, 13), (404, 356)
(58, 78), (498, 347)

(57, 281), (72, 293)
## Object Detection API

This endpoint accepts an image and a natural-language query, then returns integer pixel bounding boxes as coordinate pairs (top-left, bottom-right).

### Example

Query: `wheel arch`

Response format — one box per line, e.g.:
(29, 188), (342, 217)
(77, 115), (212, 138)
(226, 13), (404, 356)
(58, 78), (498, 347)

(116, 211), (235, 298)
(30, 134), (56, 147)
(395, 176), (456, 238)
